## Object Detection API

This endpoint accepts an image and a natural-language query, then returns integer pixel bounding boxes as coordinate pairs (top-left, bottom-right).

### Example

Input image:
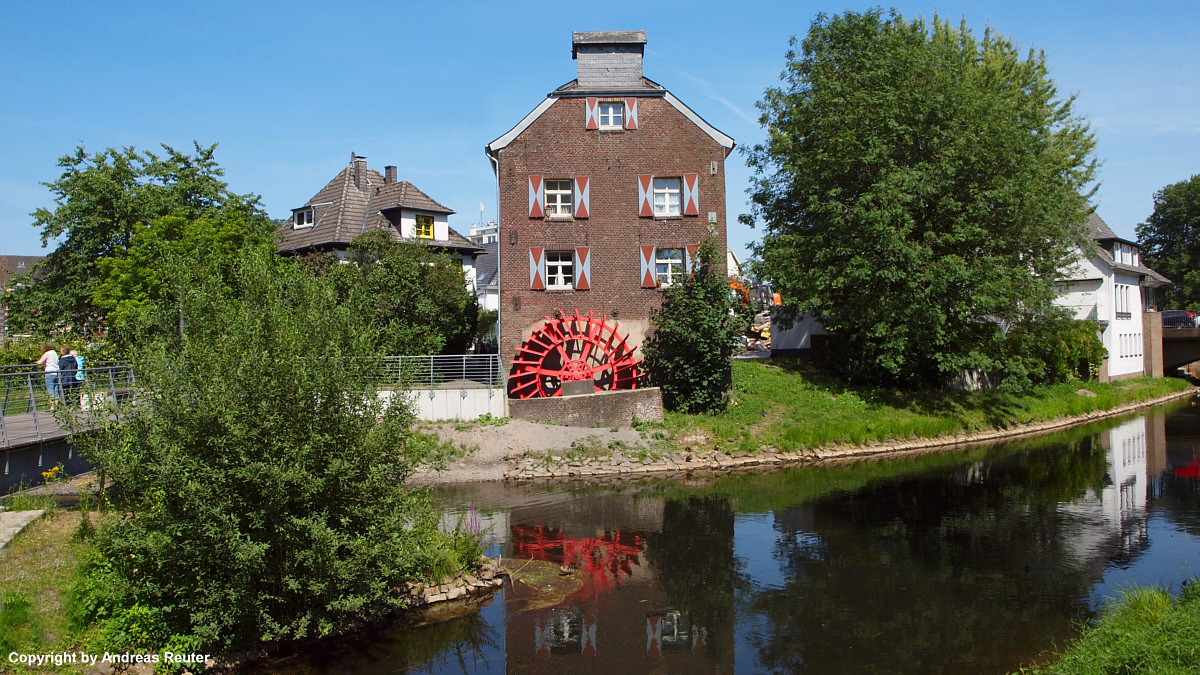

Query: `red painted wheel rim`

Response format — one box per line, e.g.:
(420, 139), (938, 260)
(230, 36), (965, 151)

(510, 309), (639, 398)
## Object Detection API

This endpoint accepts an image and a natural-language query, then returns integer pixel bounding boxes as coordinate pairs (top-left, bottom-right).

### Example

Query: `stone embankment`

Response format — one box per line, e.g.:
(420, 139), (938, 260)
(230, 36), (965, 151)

(401, 558), (507, 608)
(503, 388), (1195, 482)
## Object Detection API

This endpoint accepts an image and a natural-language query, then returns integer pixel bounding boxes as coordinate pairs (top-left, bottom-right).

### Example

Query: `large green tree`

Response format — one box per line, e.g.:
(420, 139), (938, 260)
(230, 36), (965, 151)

(744, 10), (1097, 386)
(1136, 174), (1200, 309)
(305, 230), (483, 356)
(8, 142), (268, 335)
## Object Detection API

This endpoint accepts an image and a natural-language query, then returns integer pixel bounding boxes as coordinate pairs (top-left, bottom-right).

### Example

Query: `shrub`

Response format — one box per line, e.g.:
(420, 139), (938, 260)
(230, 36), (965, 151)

(73, 249), (449, 651)
(642, 238), (746, 413)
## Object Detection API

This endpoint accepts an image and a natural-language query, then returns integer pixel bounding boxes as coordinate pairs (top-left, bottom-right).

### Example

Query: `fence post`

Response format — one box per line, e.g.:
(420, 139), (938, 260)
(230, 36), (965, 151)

(26, 372), (43, 444)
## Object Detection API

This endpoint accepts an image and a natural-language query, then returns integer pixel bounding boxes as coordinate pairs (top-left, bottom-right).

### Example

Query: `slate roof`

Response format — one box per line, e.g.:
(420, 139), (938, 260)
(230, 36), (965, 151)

(474, 241), (499, 287)
(1083, 212), (1170, 286)
(276, 162), (481, 256)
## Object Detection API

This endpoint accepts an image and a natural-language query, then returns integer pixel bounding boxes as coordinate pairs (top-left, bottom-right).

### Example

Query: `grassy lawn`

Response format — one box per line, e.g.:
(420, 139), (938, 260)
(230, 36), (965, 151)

(661, 359), (1191, 454)
(0, 505), (101, 669)
(1017, 584), (1200, 673)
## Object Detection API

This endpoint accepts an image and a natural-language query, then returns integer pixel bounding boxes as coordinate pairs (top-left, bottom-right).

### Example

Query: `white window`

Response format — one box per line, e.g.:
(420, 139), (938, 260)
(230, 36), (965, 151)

(653, 178), (681, 216)
(293, 207), (314, 228)
(599, 102), (624, 129)
(545, 180), (573, 217)
(546, 251), (574, 290)
(655, 248), (684, 287)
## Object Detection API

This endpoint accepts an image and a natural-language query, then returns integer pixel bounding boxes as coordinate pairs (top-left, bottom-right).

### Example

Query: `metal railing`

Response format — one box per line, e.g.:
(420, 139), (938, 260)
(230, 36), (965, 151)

(0, 364), (136, 449)
(0, 355), (502, 449)
(373, 354), (503, 389)
(1162, 313), (1199, 330)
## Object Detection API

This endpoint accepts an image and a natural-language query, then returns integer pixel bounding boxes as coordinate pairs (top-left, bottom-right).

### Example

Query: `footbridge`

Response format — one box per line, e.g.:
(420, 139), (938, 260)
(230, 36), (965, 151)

(1162, 325), (1200, 372)
(0, 355), (504, 453)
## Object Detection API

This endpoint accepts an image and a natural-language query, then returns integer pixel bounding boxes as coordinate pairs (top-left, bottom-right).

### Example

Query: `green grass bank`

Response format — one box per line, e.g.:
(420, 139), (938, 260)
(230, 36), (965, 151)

(660, 359), (1191, 454)
(1016, 584), (1200, 673)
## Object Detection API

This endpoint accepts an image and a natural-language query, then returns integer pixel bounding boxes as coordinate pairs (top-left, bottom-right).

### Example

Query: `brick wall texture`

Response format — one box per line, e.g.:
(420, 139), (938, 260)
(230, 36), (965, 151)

(495, 94), (729, 389)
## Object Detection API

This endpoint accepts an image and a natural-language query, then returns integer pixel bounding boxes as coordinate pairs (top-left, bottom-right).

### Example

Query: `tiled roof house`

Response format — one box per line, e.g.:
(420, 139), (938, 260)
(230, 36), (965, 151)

(276, 153), (484, 286)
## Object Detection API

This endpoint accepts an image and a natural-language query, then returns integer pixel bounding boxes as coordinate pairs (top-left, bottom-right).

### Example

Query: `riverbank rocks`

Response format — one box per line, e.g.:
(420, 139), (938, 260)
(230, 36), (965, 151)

(502, 388), (1195, 483)
(402, 557), (507, 609)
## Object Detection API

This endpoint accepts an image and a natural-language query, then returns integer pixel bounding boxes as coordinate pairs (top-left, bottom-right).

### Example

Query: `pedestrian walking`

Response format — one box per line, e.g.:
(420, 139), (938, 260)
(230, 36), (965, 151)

(35, 343), (61, 410)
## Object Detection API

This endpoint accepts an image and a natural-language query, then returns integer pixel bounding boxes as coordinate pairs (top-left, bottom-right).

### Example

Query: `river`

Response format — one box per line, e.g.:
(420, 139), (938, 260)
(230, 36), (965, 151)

(252, 400), (1200, 674)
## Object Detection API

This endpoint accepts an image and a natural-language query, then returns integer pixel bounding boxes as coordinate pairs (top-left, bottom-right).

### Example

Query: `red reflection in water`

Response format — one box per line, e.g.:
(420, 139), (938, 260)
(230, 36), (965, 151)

(1175, 457), (1200, 479)
(509, 524), (645, 600)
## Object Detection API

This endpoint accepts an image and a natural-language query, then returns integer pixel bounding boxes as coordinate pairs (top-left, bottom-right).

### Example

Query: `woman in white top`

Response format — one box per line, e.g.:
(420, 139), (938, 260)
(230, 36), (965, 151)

(35, 342), (61, 410)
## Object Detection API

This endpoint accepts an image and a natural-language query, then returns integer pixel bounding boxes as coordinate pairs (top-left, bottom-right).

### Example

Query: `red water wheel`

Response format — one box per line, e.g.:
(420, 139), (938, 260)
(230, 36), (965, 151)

(511, 309), (639, 399)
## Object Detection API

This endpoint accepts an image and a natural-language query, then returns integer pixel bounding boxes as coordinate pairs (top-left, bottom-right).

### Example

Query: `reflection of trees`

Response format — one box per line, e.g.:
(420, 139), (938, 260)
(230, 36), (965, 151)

(281, 609), (503, 674)
(645, 496), (742, 663)
(748, 440), (1114, 674)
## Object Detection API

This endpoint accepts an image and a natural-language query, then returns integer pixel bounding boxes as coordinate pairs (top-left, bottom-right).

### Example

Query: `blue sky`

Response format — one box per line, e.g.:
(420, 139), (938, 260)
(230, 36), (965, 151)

(2, 1), (1197, 263)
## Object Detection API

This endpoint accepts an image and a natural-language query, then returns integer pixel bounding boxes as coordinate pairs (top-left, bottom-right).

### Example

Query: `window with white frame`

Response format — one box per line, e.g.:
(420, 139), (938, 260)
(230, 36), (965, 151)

(655, 248), (685, 287)
(293, 207), (314, 228)
(545, 180), (573, 217)
(653, 178), (681, 216)
(1114, 283), (1133, 318)
(546, 251), (574, 290)
(599, 102), (624, 129)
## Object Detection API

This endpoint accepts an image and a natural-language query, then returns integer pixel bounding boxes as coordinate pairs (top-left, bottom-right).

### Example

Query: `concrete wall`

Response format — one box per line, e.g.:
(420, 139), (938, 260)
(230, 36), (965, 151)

(509, 387), (663, 428)
(378, 387), (506, 422)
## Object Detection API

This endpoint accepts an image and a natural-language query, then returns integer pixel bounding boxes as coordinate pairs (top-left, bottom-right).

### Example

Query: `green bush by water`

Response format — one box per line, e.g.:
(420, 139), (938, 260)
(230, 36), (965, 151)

(1017, 583), (1200, 673)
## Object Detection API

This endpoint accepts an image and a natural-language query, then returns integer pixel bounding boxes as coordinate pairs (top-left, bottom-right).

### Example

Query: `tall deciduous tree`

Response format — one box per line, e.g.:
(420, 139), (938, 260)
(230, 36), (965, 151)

(1136, 174), (1200, 310)
(744, 10), (1097, 386)
(8, 143), (268, 335)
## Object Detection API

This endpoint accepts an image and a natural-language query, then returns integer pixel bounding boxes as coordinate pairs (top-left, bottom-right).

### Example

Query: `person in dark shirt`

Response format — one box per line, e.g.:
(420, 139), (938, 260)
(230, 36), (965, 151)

(58, 348), (79, 406)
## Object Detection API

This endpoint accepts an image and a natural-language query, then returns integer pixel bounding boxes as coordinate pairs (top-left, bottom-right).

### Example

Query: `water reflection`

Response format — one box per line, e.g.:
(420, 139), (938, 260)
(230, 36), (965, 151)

(256, 402), (1200, 674)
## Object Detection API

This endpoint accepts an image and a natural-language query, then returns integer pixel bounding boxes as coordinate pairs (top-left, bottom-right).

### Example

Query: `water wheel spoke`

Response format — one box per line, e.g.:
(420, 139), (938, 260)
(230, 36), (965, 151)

(513, 308), (641, 398)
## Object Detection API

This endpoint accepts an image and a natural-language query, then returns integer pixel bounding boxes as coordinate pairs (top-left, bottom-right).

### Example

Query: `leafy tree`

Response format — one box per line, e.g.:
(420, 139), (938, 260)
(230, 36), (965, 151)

(642, 238), (745, 413)
(92, 211), (276, 347)
(744, 10), (1098, 387)
(70, 249), (471, 650)
(8, 142), (266, 335)
(1136, 174), (1200, 309)
(309, 230), (482, 356)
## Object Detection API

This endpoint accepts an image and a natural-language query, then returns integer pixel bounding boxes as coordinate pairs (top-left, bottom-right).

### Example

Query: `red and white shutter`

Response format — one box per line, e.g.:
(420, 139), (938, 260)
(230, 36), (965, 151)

(529, 247), (546, 290)
(640, 246), (657, 288)
(573, 176), (590, 218)
(638, 175), (654, 217)
(585, 97), (599, 130)
(528, 175), (544, 218)
(685, 244), (700, 277)
(683, 173), (699, 216)
(574, 247), (591, 290)
(624, 97), (639, 130)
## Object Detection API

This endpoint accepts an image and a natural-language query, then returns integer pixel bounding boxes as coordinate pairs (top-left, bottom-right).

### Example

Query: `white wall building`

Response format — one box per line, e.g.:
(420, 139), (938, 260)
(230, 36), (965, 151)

(1056, 213), (1169, 380)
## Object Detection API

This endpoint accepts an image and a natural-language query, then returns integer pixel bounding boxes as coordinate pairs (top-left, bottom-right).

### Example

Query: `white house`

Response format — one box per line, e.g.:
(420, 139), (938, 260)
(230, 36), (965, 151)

(1055, 213), (1169, 380)
(275, 153), (484, 287)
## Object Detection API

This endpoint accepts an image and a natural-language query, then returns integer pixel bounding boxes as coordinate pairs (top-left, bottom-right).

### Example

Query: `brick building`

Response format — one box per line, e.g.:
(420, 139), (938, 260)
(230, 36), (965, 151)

(486, 31), (734, 397)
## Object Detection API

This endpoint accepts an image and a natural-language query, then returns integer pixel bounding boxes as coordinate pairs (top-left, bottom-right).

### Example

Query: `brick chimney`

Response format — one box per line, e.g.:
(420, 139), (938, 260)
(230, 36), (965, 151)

(351, 152), (367, 191)
(572, 31), (647, 88)
(384, 165), (397, 185)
